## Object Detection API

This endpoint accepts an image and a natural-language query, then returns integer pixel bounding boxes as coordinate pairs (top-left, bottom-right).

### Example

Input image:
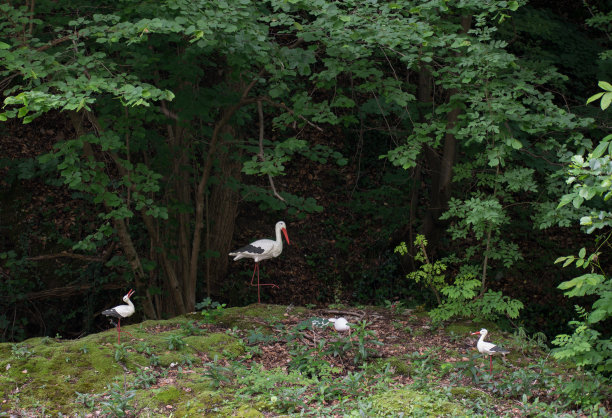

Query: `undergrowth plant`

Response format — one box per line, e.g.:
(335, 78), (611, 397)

(113, 343), (129, 363)
(100, 380), (135, 417)
(396, 235), (523, 322)
(133, 368), (157, 389)
(202, 356), (234, 388)
(196, 298), (227, 323)
(165, 334), (186, 351)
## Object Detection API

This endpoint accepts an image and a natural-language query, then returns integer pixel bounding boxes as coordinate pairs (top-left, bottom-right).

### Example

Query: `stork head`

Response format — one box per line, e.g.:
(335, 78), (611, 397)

(471, 328), (488, 336)
(123, 289), (135, 302)
(277, 221), (290, 245)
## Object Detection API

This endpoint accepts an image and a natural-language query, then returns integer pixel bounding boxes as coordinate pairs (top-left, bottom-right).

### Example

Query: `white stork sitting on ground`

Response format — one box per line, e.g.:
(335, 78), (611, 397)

(329, 317), (352, 335)
(229, 221), (290, 304)
(102, 289), (135, 344)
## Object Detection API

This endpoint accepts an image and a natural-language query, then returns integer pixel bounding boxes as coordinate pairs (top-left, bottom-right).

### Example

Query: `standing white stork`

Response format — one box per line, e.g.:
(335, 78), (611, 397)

(471, 328), (509, 372)
(229, 221), (290, 304)
(102, 289), (135, 344)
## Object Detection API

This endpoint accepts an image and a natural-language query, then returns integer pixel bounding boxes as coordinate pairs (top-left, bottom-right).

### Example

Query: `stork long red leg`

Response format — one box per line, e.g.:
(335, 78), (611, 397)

(248, 262), (279, 304)
(115, 318), (134, 344)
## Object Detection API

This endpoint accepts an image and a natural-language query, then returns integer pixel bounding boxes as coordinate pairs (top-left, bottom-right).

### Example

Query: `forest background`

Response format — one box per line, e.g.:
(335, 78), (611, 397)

(0, 0), (610, 377)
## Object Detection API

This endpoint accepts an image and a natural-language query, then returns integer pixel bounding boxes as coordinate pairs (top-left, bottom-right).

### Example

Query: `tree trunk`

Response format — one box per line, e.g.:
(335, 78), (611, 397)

(420, 16), (472, 256)
(206, 127), (243, 301)
(187, 72), (260, 311)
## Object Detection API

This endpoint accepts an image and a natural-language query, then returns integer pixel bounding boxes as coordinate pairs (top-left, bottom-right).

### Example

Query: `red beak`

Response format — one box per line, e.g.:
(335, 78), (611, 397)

(471, 331), (480, 335)
(282, 228), (290, 245)
(127, 289), (135, 298)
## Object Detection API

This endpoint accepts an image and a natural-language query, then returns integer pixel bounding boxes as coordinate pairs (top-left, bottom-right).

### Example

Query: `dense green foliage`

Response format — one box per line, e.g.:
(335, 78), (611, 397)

(551, 84), (612, 374)
(0, 0), (610, 392)
(396, 234), (524, 323)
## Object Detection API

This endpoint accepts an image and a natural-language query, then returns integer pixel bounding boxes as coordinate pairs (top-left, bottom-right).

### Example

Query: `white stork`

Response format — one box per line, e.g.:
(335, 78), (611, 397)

(329, 317), (351, 333)
(102, 289), (135, 344)
(471, 328), (509, 372)
(229, 221), (290, 303)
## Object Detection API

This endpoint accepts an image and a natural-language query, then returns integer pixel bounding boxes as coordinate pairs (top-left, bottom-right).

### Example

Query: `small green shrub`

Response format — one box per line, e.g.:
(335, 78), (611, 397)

(196, 298), (226, 323)
(165, 334), (186, 351)
(133, 368), (157, 389)
(397, 235), (523, 322)
(100, 381), (135, 417)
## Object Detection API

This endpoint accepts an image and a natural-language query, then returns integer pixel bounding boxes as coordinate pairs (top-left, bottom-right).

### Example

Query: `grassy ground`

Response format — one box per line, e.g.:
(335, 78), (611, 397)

(0, 303), (610, 417)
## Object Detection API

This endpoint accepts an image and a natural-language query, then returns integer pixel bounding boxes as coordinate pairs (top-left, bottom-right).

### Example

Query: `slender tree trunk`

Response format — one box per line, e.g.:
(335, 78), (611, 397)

(141, 213), (186, 313)
(420, 16), (472, 255)
(206, 126), (243, 300)
(187, 72), (260, 312)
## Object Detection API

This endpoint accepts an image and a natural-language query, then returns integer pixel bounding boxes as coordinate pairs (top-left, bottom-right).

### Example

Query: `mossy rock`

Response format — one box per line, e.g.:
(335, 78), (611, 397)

(369, 387), (467, 416)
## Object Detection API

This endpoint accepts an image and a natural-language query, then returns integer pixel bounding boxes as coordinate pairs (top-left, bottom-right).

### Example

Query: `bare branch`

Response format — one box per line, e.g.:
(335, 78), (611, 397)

(160, 101), (180, 121)
(27, 252), (104, 262)
(257, 100), (286, 202)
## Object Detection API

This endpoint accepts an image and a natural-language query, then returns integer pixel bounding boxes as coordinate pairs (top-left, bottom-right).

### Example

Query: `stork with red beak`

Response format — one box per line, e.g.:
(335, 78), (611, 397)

(102, 289), (135, 344)
(471, 328), (509, 372)
(229, 221), (290, 303)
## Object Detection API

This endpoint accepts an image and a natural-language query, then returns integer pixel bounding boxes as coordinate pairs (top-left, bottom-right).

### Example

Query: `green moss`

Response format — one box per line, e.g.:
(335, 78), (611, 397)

(375, 356), (411, 376)
(230, 405), (264, 417)
(369, 387), (466, 417)
(154, 386), (182, 404)
(450, 386), (493, 403)
(445, 320), (498, 336)
(186, 333), (245, 358)
(0, 328), (156, 413)
(215, 304), (305, 330)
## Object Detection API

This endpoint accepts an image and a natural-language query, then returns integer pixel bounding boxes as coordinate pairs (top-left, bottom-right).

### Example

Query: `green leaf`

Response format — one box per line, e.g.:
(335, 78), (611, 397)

(508, 1), (519, 11)
(510, 138), (522, 150)
(586, 92), (604, 104)
(17, 107), (29, 118)
(557, 193), (574, 208)
(572, 195), (584, 208)
(578, 248), (586, 259)
(598, 81), (612, 91)
(0, 41), (10, 49)
(592, 141), (609, 158)
(601, 92), (612, 110)
(588, 309), (607, 324)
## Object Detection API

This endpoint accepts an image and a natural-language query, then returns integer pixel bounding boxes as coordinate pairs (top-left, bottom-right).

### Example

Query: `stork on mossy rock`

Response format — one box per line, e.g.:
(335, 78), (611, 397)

(471, 328), (510, 372)
(229, 221), (290, 303)
(102, 289), (135, 344)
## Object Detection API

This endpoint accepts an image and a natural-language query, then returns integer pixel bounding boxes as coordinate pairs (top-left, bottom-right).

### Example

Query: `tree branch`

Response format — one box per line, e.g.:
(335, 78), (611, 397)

(257, 100), (286, 202)
(28, 252), (103, 262)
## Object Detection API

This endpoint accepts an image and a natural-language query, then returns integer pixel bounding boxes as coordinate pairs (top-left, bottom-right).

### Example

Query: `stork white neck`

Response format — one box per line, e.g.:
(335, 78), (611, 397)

(477, 329), (488, 345)
(274, 222), (286, 252)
